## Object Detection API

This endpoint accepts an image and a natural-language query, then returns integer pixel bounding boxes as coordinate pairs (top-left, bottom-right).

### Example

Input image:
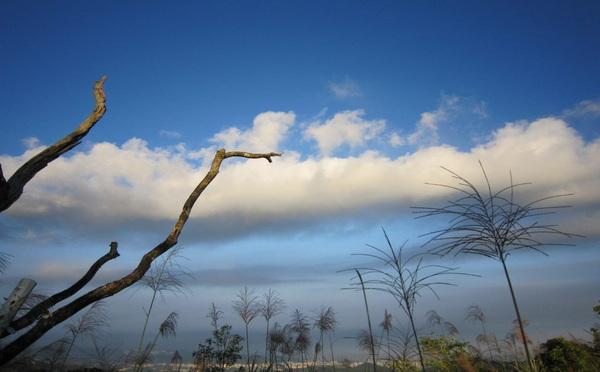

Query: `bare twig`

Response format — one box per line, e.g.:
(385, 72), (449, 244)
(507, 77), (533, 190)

(207, 302), (224, 332)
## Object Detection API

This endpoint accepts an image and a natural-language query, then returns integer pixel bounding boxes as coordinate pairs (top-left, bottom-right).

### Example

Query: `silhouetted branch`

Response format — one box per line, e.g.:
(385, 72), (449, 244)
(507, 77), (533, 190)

(2, 242), (119, 337)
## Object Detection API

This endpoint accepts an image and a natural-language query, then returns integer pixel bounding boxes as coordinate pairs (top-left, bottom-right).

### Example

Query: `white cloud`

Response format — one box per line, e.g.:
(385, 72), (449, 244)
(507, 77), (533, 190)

(562, 99), (600, 118)
(404, 95), (488, 147)
(408, 95), (460, 145)
(1, 114), (599, 243)
(159, 129), (182, 139)
(328, 79), (361, 99)
(471, 101), (489, 119)
(22, 137), (41, 150)
(304, 110), (386, 155)
(211, 111), (295, 152)
(389, 132), (404, 147)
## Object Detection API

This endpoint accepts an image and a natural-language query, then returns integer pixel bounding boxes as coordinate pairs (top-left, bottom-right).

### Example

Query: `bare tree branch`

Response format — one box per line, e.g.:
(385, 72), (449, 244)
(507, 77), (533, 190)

(2, 242), (119, 338)
(0, 76), (108, 212)
(224, 151), (282, 162)
(0, 149), (281, 365)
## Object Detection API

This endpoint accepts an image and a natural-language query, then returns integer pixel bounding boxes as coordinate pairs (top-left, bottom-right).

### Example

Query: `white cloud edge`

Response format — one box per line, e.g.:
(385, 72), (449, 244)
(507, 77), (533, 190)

(159, 129), (182, 139)
(562, 99), (600, 119)
(328, 78), (362, 99)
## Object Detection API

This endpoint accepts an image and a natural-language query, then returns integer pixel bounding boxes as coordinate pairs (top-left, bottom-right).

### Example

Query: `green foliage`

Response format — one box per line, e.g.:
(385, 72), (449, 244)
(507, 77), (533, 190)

(420, 336), (474, 372)
(193, 324), (244, 372)
(593, 328), (600, 353)
(593, 300), (600, 352)
(537, 337), (600, 372)
(386, 358), (418, 372)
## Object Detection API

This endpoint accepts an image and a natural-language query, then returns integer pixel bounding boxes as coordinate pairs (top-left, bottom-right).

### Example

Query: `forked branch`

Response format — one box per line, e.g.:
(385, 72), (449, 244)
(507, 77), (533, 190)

(1, 242), (120, 337)
(0, 149), (281, 365)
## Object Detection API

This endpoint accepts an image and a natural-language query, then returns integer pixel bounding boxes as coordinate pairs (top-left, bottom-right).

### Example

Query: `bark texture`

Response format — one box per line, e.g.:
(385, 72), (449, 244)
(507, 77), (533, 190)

(0, 279), (37, 335)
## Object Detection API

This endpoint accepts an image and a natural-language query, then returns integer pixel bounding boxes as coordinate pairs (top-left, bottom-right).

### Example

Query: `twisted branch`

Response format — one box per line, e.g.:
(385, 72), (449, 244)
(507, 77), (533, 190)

(1, 242), (119, 337)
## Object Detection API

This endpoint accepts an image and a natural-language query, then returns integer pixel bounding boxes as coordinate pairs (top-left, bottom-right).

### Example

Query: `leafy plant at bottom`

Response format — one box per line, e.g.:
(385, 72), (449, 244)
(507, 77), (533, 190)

(193, 324), (243, 372)
(420, 336), (475, 372)
(591, 300), (600, 352)
(536, 337), (600, 372)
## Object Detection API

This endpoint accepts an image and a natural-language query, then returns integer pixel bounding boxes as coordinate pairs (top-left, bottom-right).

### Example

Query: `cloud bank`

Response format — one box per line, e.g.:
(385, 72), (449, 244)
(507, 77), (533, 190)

(1, 112), (599, 244)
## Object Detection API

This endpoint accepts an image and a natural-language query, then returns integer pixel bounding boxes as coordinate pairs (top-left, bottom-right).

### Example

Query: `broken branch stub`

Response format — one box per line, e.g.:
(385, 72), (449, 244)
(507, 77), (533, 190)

(0, 279), (37, 335)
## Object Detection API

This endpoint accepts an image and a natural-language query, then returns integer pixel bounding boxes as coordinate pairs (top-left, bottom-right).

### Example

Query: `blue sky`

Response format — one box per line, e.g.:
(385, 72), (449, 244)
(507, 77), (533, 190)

(1, 0), (600, 363)
(2, 0), (600, 153)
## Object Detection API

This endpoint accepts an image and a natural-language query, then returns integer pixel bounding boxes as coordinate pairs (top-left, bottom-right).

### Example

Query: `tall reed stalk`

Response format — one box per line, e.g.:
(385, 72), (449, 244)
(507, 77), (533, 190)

(347, 229), (474, 371)
(355, 269), (377, 372)
(415, 162), (576, 370)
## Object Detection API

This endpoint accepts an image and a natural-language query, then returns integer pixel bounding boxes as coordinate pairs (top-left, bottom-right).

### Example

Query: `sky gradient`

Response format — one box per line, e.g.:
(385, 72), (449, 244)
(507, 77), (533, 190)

(1, 0), (600, 364)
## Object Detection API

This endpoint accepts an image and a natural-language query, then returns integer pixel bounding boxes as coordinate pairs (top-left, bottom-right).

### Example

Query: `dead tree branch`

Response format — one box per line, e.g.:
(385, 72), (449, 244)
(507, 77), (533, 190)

(0, 76), (107, 212)
(0, 149), (281, 365)
(1, 242), (120, 337)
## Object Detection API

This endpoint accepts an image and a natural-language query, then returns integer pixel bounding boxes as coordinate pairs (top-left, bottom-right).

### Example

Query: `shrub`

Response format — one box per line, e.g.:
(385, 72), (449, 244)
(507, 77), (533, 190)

(537, 337), (600, 372)
(193, 325), (244, 372)
(420, 336), (474, 371)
